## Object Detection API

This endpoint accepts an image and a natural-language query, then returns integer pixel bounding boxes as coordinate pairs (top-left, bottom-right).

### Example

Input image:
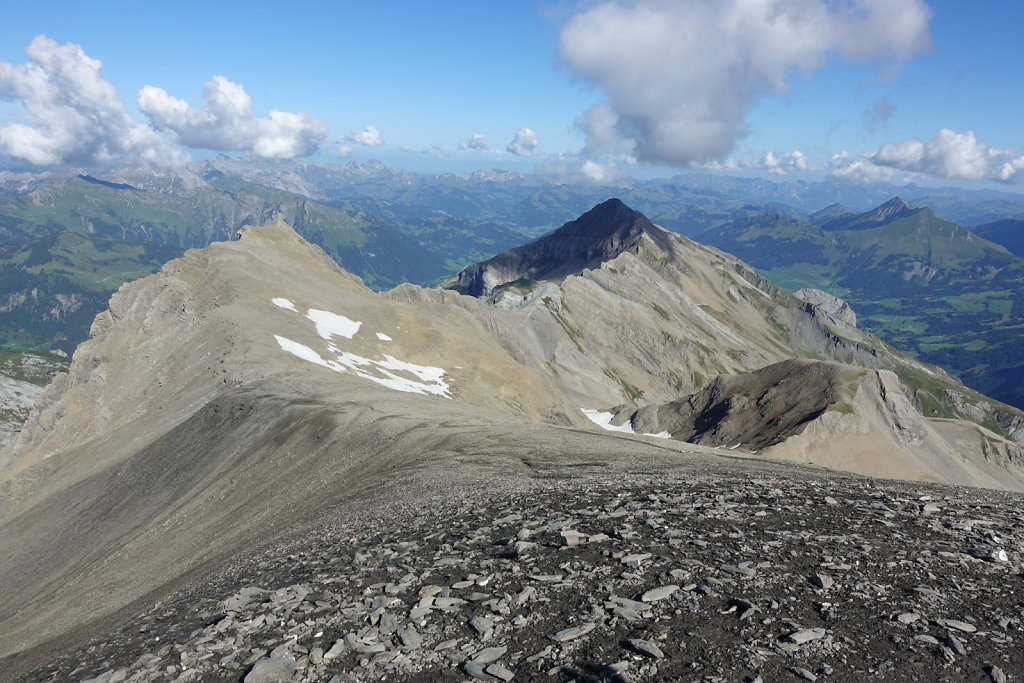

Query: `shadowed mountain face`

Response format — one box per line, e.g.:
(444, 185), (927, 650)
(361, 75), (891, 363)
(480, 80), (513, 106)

(445, 198), (673, 297)
(972, 218), (1024, 257)
(1, 206), (1023, 679)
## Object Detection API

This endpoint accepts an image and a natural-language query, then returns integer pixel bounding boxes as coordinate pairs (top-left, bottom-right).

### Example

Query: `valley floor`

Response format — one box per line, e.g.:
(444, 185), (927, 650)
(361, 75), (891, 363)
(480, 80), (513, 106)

(10, 460), (1022, 683)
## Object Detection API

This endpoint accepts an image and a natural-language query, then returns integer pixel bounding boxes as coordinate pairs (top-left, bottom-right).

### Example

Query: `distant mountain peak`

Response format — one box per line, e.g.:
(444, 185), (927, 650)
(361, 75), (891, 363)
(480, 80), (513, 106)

(445, 198), (668, 297)
(820, 195), (920, 232)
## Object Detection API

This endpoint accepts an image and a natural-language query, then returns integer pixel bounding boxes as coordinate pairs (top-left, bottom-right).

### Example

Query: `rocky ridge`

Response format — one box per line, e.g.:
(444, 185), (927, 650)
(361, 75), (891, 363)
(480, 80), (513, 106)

(16, 468), (1023, 683)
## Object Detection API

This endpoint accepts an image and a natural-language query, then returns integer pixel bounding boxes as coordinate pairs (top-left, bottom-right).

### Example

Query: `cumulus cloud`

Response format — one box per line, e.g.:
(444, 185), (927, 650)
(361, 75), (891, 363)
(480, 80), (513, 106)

(506, 127), (539, 156)
(458, 133), (491, 151)
(830, 129), (1024, 183)
(759, 150), (810, 175)
(558, 0), (932, 166)
(350, 125), (384, 147)
(0, 35), (186, 167)
(828, 151), (899, 183)
(533, 154), (631, 186)
(138, 75), (327, 159)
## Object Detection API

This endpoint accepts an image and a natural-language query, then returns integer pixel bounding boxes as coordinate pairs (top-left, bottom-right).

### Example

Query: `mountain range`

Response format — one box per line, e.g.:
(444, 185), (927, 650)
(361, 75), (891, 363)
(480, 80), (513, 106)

(1, 195), (1023, 680)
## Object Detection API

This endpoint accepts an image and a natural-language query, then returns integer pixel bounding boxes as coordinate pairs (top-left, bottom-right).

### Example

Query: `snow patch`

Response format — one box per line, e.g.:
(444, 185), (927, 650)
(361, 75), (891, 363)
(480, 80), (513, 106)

(273, 304), (451, 398)
(306, 309), (362, 340)
(275, 335), (330, 368)
(581, 409), (636, 434)
(581, 409), (673, 439)
(274, 337), (451, 399)
(272, 298), (297, 311)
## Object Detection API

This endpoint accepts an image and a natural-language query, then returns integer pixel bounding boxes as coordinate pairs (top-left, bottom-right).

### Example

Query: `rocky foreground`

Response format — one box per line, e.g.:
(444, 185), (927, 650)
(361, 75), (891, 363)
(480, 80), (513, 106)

(21, 466), (1022, 683)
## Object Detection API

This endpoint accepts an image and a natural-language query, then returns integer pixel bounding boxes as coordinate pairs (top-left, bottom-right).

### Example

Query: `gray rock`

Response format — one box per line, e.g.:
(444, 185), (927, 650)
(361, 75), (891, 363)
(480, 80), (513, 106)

(988, 665), (1008, 683)
(473, 646), (508, 665)
(470, 616), (495, 638)
(486, 662), (515, 681)
(378, 612), (399, 635)
(398, 626), (422, 649)
(463, 660), (491, 680)
(550, 622), (596, 642)
(244, 655), (297, 683)
(791, 667), (818, 681)
(786, 628), (826, 644)
(641, 585), (679, 603)
(809, 573), (834, 590)
(626, 638), (665, 659)
(946, 634), (967, 656)
(940, 619), (977, 633)
(621, 553), (652, 567)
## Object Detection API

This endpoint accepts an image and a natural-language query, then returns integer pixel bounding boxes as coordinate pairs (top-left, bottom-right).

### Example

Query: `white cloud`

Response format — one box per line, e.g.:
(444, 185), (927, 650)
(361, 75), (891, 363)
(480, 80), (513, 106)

(138, 75), (327, 159)
(828, 152), (899, 183)
(0, 35), (186, 167)
(533, 154), (631, 186)
(558, 0), (931, 166)
(458, 133), (490, 151)
(830, 129), (1024, 183)
(759, 150), (810, 175)
(350, 125), (384, 147)
(400, 142), (449, 159)
(580, 159), (611, 182)
(506, 127), (539, 156)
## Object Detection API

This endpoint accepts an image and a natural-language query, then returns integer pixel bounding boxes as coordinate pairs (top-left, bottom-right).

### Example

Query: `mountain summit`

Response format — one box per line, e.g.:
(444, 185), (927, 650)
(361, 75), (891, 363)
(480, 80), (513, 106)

(445, 198), (670, 297)
(820, 196), (918, 231)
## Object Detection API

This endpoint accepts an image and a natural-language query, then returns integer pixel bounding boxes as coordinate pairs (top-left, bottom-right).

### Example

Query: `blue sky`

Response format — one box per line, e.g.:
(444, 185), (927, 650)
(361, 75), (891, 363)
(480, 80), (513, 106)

(0, 0), (1021, 189)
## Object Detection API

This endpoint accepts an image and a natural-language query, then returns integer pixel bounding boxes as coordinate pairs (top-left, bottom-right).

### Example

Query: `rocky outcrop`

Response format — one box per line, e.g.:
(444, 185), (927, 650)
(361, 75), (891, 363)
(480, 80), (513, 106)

(794, 287), (857, 327)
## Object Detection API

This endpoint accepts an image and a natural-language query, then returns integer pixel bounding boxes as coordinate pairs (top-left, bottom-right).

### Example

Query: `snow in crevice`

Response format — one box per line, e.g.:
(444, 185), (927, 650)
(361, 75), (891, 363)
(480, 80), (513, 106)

(376, 332), (392, 341)
(581, 409), (672, 439)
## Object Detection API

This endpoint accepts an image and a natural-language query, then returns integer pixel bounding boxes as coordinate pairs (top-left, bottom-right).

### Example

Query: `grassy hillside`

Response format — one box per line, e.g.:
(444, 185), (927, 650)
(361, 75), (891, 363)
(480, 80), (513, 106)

(0, 233), (183, 353)
(698, 201), (1024, 409)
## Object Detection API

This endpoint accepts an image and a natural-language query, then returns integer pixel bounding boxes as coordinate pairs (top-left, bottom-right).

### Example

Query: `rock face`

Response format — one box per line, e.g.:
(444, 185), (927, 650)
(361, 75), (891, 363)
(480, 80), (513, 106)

(616, 359), (1023, 485)
(794, 288), (857, 327)
(445, 198), (670, 297)
(1, 212), (1024, 679)
(626, 360), (891, 450)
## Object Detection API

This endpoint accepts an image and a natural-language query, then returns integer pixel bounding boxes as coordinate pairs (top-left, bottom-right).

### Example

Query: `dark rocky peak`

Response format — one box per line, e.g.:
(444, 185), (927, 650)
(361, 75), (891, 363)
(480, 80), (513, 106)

(551, 198), (661, 245)
(446, 199), (672, 297)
